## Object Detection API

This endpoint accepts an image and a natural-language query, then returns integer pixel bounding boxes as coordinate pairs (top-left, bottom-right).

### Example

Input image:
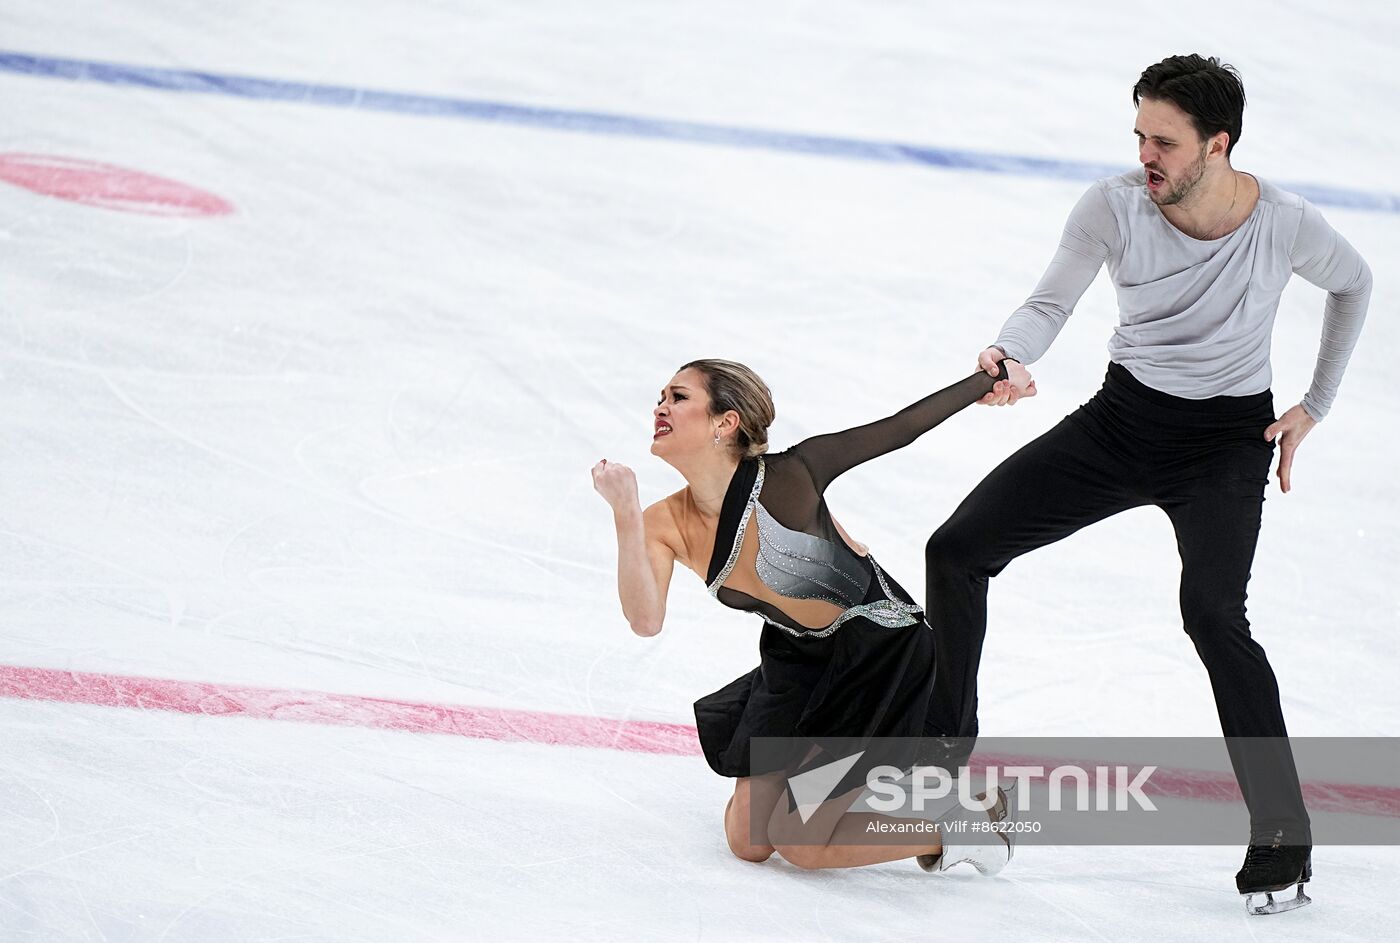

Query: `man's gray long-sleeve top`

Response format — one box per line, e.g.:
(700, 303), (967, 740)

(994, 169), (1372, 420)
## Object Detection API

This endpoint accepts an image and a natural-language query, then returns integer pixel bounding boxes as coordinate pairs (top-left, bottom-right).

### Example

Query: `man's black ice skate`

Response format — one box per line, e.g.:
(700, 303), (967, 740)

(1236, 829), (1312, 915)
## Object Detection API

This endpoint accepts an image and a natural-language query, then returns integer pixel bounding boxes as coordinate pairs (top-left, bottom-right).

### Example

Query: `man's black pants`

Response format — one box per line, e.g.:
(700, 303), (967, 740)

(925, 362), (1310, 837)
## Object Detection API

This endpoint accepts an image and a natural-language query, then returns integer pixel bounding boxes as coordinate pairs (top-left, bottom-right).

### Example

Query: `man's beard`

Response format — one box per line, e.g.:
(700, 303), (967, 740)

(1151, 146), (1209, 206)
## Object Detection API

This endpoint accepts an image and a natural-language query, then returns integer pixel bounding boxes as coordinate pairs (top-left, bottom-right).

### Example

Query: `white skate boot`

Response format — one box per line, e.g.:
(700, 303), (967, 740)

(916, 781), (1017, 876)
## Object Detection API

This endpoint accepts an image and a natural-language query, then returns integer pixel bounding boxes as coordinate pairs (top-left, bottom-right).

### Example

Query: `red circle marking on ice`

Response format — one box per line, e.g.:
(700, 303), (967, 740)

(0, 153), (233, 217)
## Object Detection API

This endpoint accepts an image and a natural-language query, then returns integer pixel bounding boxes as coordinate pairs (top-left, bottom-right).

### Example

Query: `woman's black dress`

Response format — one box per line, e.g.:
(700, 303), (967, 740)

(693, 369), (1000, 779)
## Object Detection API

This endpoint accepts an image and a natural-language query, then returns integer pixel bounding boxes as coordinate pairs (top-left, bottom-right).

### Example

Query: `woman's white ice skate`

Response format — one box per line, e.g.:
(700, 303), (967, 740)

(916, 781), (1017, 876)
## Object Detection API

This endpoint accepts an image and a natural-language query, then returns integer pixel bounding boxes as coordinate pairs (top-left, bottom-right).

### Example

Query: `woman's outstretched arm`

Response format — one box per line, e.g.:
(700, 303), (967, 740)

(592, 460), (675, 636)
(794, 360), (1032, 493)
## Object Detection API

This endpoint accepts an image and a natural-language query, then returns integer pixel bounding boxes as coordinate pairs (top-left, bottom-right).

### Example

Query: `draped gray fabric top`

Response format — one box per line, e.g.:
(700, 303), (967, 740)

(993, 170), (1372, 420)
(752, 500), (871, 609)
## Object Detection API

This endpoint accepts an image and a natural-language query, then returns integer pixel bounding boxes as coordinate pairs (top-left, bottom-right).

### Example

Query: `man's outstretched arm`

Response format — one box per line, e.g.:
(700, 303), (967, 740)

(978, 183), (1117, 406)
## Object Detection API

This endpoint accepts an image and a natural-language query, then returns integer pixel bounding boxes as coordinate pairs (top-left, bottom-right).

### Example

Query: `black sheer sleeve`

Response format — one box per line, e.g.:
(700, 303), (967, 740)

(791, 366), (1006, 494)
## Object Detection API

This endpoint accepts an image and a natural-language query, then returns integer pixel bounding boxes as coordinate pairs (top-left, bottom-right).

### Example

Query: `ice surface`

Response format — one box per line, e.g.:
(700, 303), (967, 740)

(2, 1), (1398, 939)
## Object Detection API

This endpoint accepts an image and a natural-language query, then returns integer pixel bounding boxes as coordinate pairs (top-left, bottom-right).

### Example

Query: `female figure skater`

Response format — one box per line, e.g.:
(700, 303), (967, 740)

(591, 358), (1033, 872)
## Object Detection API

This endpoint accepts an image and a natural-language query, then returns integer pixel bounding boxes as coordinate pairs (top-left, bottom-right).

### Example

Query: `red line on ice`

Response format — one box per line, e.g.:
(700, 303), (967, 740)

(0, 663), (698, 756)
(0, 153), (233, 216)
(2, 663), (1395, 818)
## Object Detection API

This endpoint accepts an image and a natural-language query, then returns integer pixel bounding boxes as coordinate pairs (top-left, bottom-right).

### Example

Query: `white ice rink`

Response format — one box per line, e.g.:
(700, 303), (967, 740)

(2, 1), (1398, 940)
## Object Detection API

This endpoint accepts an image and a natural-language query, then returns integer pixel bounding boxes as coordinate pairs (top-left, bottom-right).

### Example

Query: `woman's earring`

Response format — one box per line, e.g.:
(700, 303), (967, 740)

(713, 431), (721, 447)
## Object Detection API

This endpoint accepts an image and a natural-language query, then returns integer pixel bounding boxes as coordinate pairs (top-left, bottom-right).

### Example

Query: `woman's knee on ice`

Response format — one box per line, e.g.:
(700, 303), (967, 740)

(725, 788), (774, 863)
(772, 843), (830, 870)
(727, 830), (774, 863)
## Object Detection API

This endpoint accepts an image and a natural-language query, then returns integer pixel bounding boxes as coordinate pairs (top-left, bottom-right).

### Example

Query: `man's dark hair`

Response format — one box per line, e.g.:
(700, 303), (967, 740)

(1133, 55), (1246, 157)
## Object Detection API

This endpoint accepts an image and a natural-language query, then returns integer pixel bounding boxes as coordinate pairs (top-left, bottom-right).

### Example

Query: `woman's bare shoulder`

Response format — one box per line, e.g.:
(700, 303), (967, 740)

(645, 490), (694, 568)
(643, 491), (685, 541)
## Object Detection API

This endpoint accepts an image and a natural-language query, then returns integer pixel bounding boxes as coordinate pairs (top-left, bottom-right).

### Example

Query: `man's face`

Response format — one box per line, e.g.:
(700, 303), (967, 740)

(1134, 97), (1209, 207)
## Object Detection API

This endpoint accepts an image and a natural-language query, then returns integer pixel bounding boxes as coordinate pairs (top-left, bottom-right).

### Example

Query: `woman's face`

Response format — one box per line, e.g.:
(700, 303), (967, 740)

(650, 368), (713, 458)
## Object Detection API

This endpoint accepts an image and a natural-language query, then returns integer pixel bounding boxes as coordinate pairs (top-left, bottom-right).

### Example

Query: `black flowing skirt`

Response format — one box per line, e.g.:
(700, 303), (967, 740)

(693, 603), (938, 780)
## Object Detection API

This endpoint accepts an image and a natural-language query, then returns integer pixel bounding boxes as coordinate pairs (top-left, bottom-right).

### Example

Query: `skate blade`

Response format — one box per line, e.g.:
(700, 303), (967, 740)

(968, 842), (1008, 876)
(999, 783), (1017, 865)
(1244, 884), (1312, 916)
(934, 842), (1007, 876)
(961, 785), (1016, 876)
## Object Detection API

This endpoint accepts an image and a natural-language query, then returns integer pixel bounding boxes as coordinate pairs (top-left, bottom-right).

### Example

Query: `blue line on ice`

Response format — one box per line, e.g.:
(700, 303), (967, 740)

(3, 50), (1398, 215)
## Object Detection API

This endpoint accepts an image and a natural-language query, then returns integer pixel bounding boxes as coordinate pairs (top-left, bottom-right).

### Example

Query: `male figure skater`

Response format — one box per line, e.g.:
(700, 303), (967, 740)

(924, 54), (1372, 913)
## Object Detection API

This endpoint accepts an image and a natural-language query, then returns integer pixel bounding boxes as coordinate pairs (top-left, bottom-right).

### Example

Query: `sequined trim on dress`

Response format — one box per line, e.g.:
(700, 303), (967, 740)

(707, 458), (766, 596)
(707, 458), (924, 640)
(759, 555), (924, 639)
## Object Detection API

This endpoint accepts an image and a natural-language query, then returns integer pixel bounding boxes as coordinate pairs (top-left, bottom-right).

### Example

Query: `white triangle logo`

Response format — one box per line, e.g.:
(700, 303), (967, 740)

(788, 751), (866, 823)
